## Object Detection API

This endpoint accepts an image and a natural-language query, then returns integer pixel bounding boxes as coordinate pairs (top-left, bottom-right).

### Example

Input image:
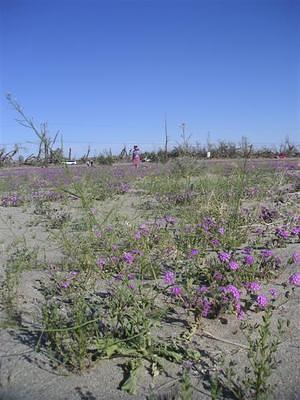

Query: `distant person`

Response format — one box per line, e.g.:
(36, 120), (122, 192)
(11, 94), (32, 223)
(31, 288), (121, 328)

(132, 145), (141, 168)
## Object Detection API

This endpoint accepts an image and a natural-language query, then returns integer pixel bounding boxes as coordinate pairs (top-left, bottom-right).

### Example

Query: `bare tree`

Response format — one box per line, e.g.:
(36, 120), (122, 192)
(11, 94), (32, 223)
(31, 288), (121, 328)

(164, 113), (169, 161)
(6, 94), (61, 165)
(0, 144), (20, 166)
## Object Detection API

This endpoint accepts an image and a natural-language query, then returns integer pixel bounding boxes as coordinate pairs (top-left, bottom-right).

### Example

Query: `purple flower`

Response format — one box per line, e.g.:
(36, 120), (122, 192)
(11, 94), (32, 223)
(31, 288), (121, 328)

(244, 255), (255, 266)
(275, 228), (289, 239)
(201, 299), (212, 317)
(224, 284), (241, 300)
(245, 281), (261, 293)
(134, 231), (142, 240)
(96, 257), (106, 269)
(123, 252), (135, 264)
(291, 226), (300, 235)
(198, 285), (208, 293)
(61, 280), (71, 289)
(269, 288), (278, 298)
(228, 260), (239, 271)
(211, 239), (220, 247)
(189, 248), (199, 258)
(256, 294), (268, 309)
(288, 272), (300, 286)
(218, 227), (225, 235)
(291, 251), (300, 265)
(218, 251), (231, 263)
(237, 309), (246, 320)
(261, 249), (273, 259)
(170, 286), (182, 296)
(139, 223), (150, 232)
(164, 271), (175, 285)
(165, 215), (177, 225)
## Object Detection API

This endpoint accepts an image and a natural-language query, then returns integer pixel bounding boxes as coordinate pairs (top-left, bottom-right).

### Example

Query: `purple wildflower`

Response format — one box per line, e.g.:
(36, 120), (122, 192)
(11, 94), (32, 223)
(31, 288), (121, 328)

(211, 239), (220, 247)
(96, 257), (106, 269)
(291, 251), (300, 265)
(275, 228), (289, 239)
(218, 251), (231, 263)
(61, 280), (71, 289)
(256, 294), (268, 309)
(170, 286), (182, 296)
(237, 309), (246, 320)
(225, 284), (241, 300)
(189, 248), (199, 258)
(228, 260), (239, 271)
(261, 249), (273, 259)
(291, 226), (300, 236)
(269, 288), (278, 298)
(218, 227), (225, 235)
(165, 215), (177, 225)
(288, 273), (300, 286)
(201, 299), (212, 317)
(139, 223), (150, 232)
(244, 254), (255, 266)
(123, 252), (135, 264)
(134, 231), (142, 240)
(164, 271), (175, 285)
(198, 285), (208, 293)
(245, 281), (262, 293)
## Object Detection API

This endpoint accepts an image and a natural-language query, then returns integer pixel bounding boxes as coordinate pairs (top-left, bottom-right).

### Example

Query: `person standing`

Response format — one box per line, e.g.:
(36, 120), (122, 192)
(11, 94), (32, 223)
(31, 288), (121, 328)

(132, 145), (141, 168)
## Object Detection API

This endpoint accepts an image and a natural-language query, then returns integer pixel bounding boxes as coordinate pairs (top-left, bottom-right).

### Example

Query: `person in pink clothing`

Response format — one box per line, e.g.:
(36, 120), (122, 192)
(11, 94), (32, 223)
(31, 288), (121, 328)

(132, 145), (141, 168)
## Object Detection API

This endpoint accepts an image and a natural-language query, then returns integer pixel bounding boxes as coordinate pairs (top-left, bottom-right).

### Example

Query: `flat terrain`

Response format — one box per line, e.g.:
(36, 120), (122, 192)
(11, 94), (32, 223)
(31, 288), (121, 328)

(0, 158), (299, 400)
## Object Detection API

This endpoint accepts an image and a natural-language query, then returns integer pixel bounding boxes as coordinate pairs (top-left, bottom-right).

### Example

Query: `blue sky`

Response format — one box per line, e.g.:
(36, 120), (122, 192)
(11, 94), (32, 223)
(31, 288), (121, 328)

(1, 0), (299, 156)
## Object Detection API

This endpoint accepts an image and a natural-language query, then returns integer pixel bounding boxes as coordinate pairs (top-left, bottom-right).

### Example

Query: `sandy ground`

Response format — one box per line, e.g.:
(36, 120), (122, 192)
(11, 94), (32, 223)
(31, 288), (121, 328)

(0, 163), (299, 400)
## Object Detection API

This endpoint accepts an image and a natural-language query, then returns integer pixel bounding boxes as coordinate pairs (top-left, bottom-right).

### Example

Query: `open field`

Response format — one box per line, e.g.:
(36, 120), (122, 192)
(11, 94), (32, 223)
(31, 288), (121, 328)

(0, 158), (299, 400)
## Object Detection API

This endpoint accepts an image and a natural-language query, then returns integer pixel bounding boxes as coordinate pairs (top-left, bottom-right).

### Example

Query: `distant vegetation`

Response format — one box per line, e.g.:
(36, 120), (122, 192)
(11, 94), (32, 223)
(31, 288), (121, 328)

(2, 94), (299, 167)
(1, 137), (299, 168)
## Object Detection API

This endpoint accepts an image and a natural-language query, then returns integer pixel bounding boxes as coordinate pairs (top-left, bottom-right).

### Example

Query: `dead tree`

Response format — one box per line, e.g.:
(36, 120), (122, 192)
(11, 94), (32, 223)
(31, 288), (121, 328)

(119, 145), (128, 159)
(82, 145), (91, 162)
(0, 144), (20, 166)
(164, 113), (169, 161)
(6, 94), (61, 165)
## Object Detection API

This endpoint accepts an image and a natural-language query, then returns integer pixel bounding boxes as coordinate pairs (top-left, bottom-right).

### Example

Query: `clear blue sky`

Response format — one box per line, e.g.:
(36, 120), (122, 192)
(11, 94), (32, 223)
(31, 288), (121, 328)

(1, 0), (299, 156)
